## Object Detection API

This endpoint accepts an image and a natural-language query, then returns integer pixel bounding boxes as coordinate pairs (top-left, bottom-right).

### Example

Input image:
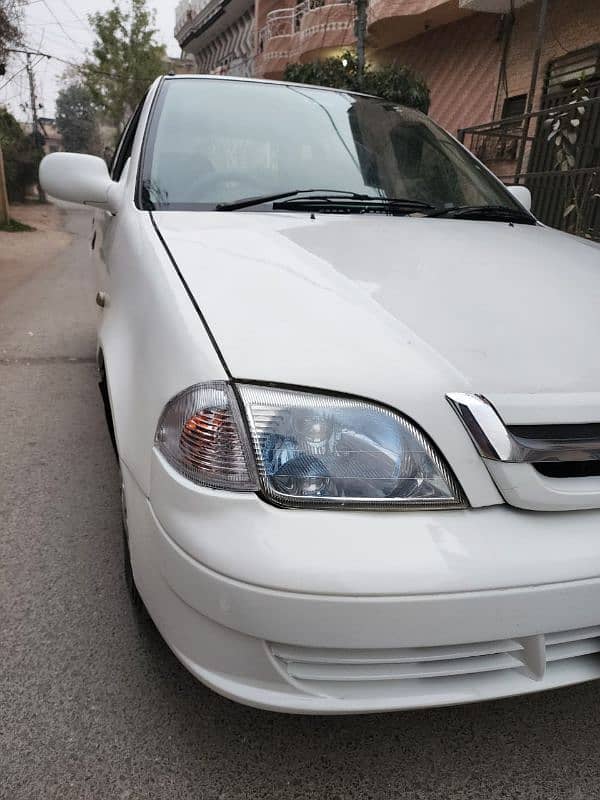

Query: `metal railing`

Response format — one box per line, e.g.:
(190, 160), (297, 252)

(175, 0), (214, 35)
(458, 94), (600, 241)
(258, 0), (353, 48)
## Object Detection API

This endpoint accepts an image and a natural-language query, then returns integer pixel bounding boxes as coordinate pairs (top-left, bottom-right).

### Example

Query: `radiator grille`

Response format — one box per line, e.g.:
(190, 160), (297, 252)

(534, 461), (600, 479)
(269, 625), (600, 686)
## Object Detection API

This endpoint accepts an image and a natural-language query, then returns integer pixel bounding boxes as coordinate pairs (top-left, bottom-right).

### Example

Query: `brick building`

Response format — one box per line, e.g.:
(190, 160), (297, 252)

(174, 0), (256, 76)
(255, 0), (600, 136)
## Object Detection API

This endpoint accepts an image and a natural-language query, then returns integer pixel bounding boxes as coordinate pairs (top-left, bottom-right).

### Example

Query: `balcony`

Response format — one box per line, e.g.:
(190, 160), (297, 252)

(257, 0), (355, 76)
(175, 0), (253, 51)
(368, 0), (471, 49)
(175, 0), (214, 41)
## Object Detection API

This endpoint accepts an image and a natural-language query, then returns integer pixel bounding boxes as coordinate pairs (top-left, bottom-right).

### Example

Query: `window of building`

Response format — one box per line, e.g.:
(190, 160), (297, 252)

(472, 94), (526, 163)
(545, 45), (600, 96)
(501, 94), (527, 121)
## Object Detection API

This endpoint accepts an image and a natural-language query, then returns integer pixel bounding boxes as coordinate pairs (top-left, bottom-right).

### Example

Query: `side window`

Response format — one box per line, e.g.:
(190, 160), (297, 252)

(110, 95), (147, 181)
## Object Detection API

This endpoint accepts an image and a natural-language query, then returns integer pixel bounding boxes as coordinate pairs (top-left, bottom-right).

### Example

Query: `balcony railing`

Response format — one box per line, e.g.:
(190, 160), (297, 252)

(175, 0), (214, 35)
(258, 0), (353, 49)
(458, 93), (600, 241)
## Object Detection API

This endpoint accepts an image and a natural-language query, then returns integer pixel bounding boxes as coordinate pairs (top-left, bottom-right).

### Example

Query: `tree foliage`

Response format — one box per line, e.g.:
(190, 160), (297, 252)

(284, 51), (430, 113)
(81, 0), (166, 132)
(0, 0), (23, 64)
(0, 107), (42, 201)
(55, 83), (100, 154)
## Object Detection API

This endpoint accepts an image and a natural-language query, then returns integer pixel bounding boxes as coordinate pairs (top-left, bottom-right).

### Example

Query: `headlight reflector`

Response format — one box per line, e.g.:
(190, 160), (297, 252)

(237, 385), (464, 509)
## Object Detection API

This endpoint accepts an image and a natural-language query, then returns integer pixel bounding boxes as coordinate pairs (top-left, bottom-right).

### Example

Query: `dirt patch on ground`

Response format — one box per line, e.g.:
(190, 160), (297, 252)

(0, 202), (71, 301)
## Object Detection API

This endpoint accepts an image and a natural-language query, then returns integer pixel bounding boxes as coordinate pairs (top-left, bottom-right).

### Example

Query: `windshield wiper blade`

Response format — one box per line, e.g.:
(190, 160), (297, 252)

(425, 204), (535, 223)
(276, 196), (436, 212)
(215, 189), (372, 212)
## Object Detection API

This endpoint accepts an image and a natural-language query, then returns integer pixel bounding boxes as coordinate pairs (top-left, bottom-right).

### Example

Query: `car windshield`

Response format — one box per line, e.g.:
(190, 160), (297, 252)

(142, 77), (520, 213)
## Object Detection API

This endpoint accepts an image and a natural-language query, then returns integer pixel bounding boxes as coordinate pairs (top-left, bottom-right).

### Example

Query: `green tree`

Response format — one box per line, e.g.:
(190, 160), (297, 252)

(0, 107), (43, 201)
(55, 83), (100, 153)
(81, 0), (166, 132)
(284, 51), (430, 113)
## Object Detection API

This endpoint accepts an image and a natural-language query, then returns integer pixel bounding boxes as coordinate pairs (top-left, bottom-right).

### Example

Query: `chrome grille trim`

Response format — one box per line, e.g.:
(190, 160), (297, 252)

(447, 393), (600, 464)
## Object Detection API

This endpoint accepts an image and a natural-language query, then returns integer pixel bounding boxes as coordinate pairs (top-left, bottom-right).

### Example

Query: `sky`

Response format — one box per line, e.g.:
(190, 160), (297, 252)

(0, 0), (182, 120)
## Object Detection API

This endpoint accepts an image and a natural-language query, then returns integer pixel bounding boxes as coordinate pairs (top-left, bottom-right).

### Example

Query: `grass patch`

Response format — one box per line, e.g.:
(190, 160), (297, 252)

(0, 218), (35, 232)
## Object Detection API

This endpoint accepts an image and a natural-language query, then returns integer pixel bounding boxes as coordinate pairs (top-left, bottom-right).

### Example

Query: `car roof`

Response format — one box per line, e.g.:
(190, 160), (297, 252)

(163, 73), (377, 101)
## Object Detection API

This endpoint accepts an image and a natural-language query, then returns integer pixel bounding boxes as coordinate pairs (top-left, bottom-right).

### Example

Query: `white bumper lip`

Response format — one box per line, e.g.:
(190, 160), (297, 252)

(171, 640), (600, 715)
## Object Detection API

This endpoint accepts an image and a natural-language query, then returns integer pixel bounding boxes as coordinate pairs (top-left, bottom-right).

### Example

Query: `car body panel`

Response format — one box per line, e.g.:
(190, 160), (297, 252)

(150, 450), (600, 595)
(153, 211), (600, 399)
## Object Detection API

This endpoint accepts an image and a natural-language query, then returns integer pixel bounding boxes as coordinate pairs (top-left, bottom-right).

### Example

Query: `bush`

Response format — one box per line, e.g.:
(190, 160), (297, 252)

(0, 108), (43, 202)
(283, 51), (430, 113)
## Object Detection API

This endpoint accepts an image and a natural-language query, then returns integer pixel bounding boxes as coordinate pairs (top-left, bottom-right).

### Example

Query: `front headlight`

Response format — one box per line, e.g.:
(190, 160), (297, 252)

(155, 382), (465, 510)
(238, 385), (464, 509)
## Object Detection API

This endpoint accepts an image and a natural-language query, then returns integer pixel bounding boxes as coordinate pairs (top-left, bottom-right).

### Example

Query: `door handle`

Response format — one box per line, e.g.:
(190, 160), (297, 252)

(96, 291), (109, 308)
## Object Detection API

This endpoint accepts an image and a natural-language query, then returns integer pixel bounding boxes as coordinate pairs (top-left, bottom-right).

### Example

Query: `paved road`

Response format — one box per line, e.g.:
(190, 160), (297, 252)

(2, 206), (600, 800)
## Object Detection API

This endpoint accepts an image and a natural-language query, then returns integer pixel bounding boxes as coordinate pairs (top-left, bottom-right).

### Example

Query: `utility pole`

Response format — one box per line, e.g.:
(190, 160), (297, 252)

(514, 0), (549, 181)
(356, 0), (368, 86)
(25, 52), (46, 202)
(0, 145), (9, 226)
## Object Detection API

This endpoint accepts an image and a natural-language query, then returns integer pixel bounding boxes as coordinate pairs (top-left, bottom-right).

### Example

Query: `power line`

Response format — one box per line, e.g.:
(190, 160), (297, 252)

(26, 20), (89, 30)
(7, 46), (159, 83)
(0, 54), (46, 92)
(25, 21), (91, 41)
(0, 61), (30, 92)
(56, 0), (88, 29)
(31, 27), (89, 52)
(40, 0), (86, 53)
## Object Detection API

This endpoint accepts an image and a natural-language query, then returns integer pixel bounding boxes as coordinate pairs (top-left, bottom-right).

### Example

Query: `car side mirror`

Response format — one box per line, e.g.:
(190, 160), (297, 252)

(507, 185), (532, 212)
(39, 153), (123, 214)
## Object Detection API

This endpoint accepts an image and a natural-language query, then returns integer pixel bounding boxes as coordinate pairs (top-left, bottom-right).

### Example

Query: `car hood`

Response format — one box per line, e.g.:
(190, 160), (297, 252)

(153, 211), (600, 422)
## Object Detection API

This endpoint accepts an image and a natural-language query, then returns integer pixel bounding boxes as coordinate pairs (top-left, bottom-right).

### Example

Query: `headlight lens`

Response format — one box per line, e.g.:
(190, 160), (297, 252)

(237, 385), (464, 509)
(155, 382), (258, 491)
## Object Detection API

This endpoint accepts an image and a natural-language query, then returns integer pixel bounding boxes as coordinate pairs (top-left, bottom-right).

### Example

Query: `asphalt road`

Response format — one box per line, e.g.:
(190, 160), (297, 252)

(2, 206), (600, 800)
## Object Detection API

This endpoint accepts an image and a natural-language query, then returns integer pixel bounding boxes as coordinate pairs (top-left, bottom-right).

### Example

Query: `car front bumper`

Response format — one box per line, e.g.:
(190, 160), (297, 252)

(122, 459), (600, 714)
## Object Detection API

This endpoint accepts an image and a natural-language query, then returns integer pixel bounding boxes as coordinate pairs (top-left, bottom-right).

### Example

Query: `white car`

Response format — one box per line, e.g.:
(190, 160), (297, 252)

(40, 75), (600, 714)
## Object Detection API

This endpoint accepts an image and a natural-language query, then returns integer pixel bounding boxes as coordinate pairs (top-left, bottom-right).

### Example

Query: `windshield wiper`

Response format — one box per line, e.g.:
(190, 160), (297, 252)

(216, 190), (437, 213)
(424, 204), (535, 224)
(277, 196), (435, 212)
(215, 189), (373, 212)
